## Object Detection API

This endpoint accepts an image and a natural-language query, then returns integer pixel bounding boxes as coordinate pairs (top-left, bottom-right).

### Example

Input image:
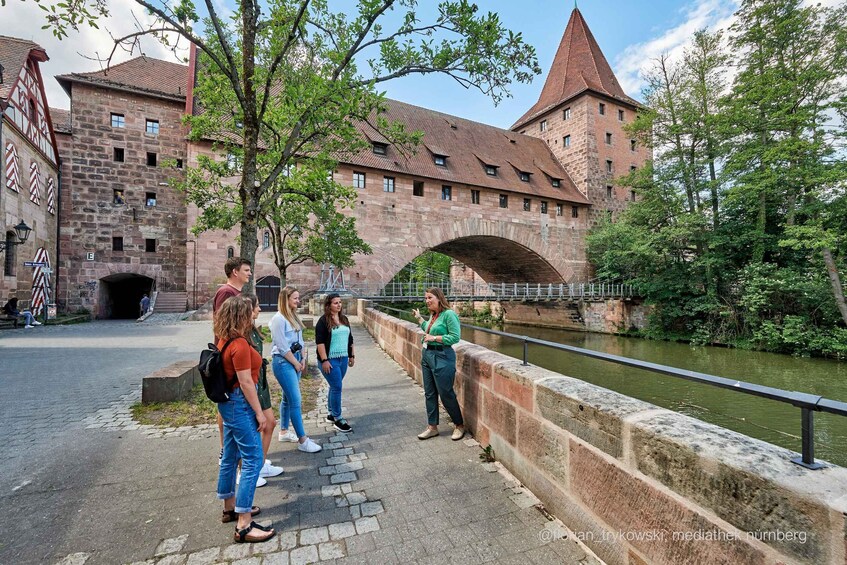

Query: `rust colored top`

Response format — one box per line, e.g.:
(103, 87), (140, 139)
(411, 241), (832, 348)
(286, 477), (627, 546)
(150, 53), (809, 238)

(216, 336), (262, 389)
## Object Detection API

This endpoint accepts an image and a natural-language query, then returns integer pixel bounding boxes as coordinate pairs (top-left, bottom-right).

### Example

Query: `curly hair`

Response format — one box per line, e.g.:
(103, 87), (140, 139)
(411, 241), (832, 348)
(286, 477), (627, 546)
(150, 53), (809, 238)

(213, 295), (254, 340)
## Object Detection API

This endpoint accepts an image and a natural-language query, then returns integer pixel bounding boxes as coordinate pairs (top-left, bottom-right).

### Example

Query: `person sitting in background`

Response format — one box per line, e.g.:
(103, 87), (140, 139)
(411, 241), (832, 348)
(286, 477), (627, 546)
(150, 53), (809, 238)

(3, 298), (41, 329)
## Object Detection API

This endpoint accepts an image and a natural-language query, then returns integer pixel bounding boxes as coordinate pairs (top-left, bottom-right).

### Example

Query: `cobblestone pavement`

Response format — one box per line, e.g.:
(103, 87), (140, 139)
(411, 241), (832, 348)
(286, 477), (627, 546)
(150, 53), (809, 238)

(3, 319), (600, 564)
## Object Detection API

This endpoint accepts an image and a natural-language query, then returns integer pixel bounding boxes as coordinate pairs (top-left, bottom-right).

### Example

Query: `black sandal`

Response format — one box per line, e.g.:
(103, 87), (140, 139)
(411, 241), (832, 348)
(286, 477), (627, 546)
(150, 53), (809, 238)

(221, 506), (261, 523)
(234, 521), (275, 543)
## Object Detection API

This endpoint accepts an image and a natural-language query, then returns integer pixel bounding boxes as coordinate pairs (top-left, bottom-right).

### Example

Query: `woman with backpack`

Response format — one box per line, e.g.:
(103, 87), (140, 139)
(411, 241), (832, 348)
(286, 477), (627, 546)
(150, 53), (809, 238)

(214, 295), (276, 544)
(270, 286), (322, 453)
(315, 293), (355, 432)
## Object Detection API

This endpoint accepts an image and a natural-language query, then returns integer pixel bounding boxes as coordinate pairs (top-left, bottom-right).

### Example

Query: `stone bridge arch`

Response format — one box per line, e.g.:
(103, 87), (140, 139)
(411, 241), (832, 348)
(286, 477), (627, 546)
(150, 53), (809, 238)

(353, 217), (588, 289)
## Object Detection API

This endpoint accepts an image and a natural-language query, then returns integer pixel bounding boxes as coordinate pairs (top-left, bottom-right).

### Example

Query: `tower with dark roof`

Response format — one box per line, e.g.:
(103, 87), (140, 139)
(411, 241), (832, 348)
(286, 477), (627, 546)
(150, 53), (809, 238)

(512, 8), (650, 221)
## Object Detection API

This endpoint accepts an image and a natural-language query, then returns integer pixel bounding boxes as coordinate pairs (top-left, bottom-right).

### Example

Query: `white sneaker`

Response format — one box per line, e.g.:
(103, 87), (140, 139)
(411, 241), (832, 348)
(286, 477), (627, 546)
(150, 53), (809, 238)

(278, 429), (298, 443)
(24, 325), (33, 329)
(297, 437), (322, 453)
(32, 321), (42, 326)
(259, 459), (284, 478)
(236, 471), (268, 487)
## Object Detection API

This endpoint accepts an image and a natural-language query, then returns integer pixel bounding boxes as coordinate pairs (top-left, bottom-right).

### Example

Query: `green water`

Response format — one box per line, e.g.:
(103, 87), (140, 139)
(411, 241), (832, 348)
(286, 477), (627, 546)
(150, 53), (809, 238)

(462, 324), (847, 467)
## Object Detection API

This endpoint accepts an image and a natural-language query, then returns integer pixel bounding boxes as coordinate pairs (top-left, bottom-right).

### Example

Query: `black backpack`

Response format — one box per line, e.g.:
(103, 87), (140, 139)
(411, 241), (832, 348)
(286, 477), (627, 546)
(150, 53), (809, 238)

(199, 339), (235, 403)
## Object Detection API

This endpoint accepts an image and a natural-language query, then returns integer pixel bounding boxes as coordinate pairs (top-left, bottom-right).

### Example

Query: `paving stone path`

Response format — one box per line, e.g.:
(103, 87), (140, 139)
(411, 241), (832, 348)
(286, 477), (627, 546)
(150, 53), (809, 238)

(43, 322), (600, 565)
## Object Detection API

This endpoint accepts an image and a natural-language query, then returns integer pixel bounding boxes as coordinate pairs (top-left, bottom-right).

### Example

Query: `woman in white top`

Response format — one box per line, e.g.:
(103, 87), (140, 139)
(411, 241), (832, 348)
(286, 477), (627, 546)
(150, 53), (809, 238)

(269, 286), (321, 453)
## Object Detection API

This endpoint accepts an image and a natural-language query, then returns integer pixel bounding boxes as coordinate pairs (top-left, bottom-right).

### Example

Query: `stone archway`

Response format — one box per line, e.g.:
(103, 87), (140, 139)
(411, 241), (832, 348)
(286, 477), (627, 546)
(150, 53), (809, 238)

(432, 236), (563, 283)
(98, 273), (155, 319)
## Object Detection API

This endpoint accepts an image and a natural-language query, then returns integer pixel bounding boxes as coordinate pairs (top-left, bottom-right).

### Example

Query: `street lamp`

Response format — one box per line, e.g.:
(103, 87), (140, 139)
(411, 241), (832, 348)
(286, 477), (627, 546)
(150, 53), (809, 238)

(0, 220), (32, 253)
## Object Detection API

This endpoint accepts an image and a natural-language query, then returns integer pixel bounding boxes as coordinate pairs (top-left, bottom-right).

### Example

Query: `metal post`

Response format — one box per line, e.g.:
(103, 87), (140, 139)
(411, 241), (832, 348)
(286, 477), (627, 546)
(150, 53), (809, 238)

(522, 338), (529, 366)
(791, 407), (824, 469)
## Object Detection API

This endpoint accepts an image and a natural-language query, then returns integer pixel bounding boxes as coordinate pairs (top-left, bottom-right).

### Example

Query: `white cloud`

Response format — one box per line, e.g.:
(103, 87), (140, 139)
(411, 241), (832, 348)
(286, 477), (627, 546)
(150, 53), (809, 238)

(2, 0), (189, 110)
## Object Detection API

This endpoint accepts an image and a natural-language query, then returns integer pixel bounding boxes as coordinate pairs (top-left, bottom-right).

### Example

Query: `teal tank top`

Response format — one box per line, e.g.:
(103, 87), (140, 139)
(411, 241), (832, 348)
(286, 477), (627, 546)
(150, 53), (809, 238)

(328, 324), (350, 359)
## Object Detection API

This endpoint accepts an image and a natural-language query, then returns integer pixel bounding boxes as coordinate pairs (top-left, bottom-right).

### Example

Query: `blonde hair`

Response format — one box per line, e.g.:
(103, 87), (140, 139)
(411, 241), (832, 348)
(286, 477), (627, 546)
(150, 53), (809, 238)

(426, 287), (451, 313)
(278, 286), (304, 330)
(214, 295), (255, 340)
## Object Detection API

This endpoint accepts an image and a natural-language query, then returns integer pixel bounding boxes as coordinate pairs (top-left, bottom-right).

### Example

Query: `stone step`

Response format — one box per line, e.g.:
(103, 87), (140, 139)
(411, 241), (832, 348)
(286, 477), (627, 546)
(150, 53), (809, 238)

(154, 292), (188, 313)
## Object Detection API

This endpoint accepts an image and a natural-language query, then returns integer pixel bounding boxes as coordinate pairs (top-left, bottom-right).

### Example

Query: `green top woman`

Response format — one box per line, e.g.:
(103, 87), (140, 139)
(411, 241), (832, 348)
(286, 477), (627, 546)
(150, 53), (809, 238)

(412, 287), (465, 441)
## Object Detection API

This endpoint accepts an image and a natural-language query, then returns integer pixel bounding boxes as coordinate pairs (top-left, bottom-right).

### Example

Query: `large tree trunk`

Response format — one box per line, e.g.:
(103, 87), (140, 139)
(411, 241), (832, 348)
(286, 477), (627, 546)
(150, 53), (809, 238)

(239, 0), (260, 294)
(822, 247), (847, 326)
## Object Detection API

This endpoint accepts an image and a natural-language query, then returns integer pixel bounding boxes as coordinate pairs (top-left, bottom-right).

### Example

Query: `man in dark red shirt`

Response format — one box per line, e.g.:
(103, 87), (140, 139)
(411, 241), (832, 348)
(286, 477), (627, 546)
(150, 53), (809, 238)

(213, 257), (253, 314)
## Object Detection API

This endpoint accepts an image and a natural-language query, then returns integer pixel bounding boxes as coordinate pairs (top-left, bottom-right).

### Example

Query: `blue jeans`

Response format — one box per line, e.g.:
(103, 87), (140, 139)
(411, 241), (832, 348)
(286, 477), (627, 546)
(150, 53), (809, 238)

(217, 389), (264, 513)
(271, 352), (304, 438)
(322, 357), (348, 419)
(17, 311), (35, 325)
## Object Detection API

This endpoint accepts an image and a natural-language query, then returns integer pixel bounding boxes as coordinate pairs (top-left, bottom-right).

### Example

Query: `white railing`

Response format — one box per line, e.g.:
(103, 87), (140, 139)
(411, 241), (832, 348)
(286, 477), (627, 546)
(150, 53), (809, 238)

(347, 281), (635, 300)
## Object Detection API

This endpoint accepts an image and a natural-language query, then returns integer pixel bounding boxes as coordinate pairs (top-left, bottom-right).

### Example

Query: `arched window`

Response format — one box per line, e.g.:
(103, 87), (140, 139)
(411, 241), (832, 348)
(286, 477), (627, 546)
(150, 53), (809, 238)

(263, 231), (270, 249)
(4, 232), (16, 276)
(226, 246), (234, 259)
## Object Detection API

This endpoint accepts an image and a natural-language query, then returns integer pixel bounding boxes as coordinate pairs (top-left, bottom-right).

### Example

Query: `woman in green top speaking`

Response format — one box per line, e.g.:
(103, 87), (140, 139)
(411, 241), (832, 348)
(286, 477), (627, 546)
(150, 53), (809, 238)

(412, 287), (465, 441)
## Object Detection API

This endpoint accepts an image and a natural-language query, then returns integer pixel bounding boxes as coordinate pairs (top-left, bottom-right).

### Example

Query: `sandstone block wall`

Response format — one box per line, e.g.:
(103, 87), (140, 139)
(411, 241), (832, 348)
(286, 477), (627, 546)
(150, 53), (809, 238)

(362, 303), (847, 565)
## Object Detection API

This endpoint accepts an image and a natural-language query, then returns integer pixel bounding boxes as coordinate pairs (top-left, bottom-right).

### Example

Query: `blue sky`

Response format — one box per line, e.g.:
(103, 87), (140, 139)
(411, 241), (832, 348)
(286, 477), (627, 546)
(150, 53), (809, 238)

(2, 0), (773, 128)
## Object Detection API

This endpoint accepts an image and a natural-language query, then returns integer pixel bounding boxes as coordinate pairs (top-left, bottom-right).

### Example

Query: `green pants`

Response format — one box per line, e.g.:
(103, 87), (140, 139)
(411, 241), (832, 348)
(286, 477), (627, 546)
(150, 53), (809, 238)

(421, 347), (463, 426)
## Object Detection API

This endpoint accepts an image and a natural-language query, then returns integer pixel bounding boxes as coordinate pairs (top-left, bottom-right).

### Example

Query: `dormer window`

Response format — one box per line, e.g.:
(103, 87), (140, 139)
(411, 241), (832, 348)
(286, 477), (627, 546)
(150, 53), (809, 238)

(372, 143), (387, 155)
(552, 179), (561, 188)
(434, 155), (447, 167)
(519, 171), (530, 182)
(484, 165), (497, 176)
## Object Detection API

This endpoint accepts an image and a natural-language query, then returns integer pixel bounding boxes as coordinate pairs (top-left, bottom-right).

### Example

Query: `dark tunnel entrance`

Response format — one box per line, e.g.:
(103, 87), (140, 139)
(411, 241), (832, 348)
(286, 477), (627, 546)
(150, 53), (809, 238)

(98, 273), (155, 319)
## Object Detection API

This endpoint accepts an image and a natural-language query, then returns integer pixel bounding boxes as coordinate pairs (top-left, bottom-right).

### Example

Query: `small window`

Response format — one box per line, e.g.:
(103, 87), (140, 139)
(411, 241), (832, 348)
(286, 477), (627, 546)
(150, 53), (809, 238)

(485, 165), (497, 176)
(552, 179), (561, 188)
(146, 119), (159, 135)
(113, 147), (125, 162)
(523, 198), (531, 211)
(111, 113), (125, 128)
(605, 132), (612, 145)
(113, 189), (125, 205)
(606, 185), (613, 198)
(353, 171), (366, 189)
(630, 139), (637, 152)
(227, 153), (240, 172)
(599, 103), (606, 115)
(618, 109), (625, 121)
(413, 180), (424, 197)
(263, 231), (270, 249)
(383, 176), (395, 193)
(176, 158), (184, 168)
(471, 190), (480, 205)
(572, 206), (579, 218)
(146, 192), (157, 207)
(563, 135), (571, 148)
(28, 99), (36, 121)
(556, 203), (563, 217)
(540, 120), (547, 132)
(434, 155), (446, 167)
(4, 232), (15, 276)
(226, 246), (234, 259)
(147, 152), (157, 167)
(499, 194), (508, 208)
(112, 236), (124, 251)
(519, 172), (530, 182)
(563, 107), (571, 120)
(373, 143), (387, 156)
(606, 160), (613, 174)
(631, 190), (637, 202)
(541, 201), (548, 214)
(441, 185), (452, 201)
(145, 238), (157, 253)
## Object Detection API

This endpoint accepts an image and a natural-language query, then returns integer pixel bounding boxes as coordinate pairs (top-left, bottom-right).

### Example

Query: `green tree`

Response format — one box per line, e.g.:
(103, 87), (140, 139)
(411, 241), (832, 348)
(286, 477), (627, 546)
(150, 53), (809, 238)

(28, 0), (541, 291)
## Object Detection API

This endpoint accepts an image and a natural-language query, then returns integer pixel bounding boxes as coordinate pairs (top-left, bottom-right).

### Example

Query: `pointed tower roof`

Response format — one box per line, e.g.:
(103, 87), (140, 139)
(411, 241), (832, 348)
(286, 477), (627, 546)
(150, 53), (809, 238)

(511, 8), (639, 130)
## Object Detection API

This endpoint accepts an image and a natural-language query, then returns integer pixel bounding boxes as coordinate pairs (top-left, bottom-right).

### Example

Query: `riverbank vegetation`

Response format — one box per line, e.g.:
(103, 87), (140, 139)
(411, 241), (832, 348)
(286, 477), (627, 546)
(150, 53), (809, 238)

(587, 0), (847, 358)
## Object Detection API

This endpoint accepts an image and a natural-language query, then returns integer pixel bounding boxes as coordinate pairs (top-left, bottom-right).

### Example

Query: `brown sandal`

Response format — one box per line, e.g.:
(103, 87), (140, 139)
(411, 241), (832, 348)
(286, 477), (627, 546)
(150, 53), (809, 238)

(221, 506), (261, 523)
(234, 521), (275, 543)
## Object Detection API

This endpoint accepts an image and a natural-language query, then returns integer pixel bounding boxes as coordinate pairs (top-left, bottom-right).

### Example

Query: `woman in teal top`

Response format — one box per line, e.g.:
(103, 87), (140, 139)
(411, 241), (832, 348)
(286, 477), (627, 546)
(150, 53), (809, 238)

(412, 287), (465, 441)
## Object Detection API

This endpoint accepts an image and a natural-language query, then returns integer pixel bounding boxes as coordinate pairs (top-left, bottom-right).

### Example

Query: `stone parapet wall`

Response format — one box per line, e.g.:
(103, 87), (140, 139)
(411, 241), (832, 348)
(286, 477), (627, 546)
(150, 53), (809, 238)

(361, 302), (847, 565)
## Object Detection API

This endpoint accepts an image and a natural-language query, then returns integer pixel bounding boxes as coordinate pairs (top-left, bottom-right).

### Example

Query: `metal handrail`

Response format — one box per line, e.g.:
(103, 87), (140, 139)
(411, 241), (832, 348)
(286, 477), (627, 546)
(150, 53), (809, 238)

(369, 303), (847, 470)
(349, 281), (635, 301)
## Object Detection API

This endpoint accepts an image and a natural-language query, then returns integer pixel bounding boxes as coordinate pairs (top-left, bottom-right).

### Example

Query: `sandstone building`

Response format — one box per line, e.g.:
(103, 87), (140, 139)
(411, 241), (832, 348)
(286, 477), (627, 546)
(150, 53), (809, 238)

(47, 7), (647, 317)
(0, 36), (60, 312)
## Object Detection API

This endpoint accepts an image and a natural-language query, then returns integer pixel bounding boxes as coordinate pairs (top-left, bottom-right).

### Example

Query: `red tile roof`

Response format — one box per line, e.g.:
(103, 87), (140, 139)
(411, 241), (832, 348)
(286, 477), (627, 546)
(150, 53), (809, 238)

(344, 99), (588, 204)
(0, 35), (48, 102)
(56, 56), (188, 101)
(49, 107), (71, 133)
(512, 8), (640, 130)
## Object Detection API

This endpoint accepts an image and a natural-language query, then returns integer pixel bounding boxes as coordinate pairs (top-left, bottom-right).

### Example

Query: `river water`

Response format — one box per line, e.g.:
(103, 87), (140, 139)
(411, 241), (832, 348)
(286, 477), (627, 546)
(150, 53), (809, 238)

(461, 323), (847, 467)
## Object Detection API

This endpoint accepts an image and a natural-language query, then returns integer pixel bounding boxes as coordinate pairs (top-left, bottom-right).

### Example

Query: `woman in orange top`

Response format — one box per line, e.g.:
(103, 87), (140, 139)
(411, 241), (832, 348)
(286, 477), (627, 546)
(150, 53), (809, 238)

(214, 295), (275, 544)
